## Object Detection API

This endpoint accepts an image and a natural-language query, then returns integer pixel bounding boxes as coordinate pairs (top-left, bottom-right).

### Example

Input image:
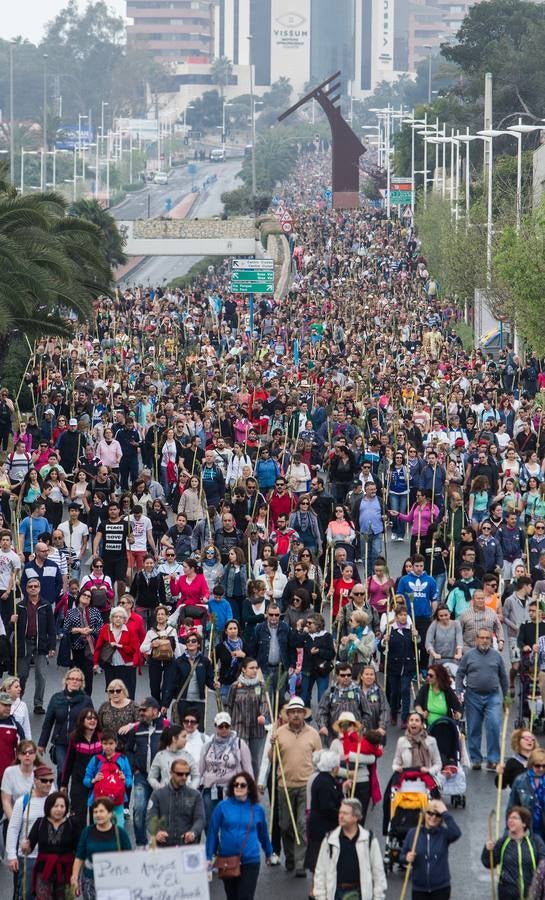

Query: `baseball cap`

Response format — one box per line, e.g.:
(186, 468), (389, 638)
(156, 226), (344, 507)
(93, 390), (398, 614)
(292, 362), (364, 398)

(69, 418), (78, 426)
(454, 438), (465, 448)
(214, 712), (232, 726)
(0, 691), (12, 705)
(138, 696), (160, 710)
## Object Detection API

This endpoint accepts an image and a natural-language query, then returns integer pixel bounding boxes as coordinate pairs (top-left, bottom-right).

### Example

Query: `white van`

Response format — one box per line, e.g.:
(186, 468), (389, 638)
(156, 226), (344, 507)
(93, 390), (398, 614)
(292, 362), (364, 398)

(153, 172), (169, 185)
(209, 147), (226, 162)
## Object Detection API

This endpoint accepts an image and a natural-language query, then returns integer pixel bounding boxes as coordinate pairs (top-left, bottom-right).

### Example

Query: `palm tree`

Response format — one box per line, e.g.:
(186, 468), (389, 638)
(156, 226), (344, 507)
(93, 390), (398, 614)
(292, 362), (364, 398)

(0, 164), (111, 345)
(69, 198), (127, 268)
(210, 56), (233, 99)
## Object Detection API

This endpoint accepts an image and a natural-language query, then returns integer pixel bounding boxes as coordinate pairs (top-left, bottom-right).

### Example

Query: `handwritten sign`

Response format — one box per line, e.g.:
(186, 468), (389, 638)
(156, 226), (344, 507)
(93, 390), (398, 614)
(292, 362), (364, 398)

(94, 845), (210, 900)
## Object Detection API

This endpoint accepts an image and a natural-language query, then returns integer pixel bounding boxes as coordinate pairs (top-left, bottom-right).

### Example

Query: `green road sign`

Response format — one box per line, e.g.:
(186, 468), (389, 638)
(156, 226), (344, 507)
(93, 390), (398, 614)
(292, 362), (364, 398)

(230, 258), (275, 294)
(389, 189), (412, 204)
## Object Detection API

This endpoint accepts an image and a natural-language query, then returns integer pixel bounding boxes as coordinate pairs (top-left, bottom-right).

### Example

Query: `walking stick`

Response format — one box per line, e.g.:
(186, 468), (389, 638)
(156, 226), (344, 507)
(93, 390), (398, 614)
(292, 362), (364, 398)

(265, 690), (300, 844)
(399, 811), (423, 900)
(487, 810), (496, 900)
(12, 574), (18, 676)
(530, 597), (543, 731)
(350, 731), (361, 798)
(408, 594), (421, 689)
(21, 786), (33, 900)
(495, 697), (512, 838)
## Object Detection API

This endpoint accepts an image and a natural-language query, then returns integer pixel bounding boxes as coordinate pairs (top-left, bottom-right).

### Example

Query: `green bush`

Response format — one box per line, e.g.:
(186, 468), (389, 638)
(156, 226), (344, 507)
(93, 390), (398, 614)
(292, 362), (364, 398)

(122, 182), (143, 192)
(168, 255), (224, 289)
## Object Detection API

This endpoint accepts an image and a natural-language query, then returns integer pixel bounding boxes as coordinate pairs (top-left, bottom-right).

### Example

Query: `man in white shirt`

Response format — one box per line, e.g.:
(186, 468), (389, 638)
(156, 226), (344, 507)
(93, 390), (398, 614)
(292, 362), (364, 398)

(127, 504), (155, 578)
(0, 530), (21, 632)
(59, 504), (89, 575)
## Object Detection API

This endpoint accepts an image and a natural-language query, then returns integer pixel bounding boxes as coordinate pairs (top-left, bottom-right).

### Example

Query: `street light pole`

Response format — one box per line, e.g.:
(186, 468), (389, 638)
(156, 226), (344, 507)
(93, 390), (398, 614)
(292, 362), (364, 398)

(41, 54), (48, 191)
(424, 45), (433, 105)
(101, 101), (109, 136)
(9, 41), (15, 185)
(247, 34), (257, 210)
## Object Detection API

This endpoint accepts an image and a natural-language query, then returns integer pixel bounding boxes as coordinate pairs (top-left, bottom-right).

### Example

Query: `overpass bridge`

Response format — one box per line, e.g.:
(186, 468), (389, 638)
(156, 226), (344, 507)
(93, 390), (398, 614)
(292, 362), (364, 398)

(118, 216), (258, 256)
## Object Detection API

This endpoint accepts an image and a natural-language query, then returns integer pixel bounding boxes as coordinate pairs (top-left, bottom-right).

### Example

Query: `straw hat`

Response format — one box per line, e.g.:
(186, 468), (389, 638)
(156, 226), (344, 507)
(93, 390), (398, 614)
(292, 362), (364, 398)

(332, 711), (363, 734)
(280, 696), (312, 721)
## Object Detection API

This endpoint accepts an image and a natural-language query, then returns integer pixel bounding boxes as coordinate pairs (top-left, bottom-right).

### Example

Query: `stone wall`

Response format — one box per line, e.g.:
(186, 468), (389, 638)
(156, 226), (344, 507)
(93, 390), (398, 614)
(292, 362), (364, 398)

(133, 217), (256, 240)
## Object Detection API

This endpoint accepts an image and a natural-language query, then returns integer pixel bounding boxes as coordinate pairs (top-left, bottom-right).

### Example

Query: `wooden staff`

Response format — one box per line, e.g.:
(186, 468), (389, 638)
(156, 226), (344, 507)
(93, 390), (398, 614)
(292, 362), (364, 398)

(383, 588), (396, 698)
(247, 537), (252, 580)
(21, 786), (33, 900)
(328, 543), (335, 634)
(268, 672), (281, 831)
(416, 503), (422, 554)
(487, 810), (496, 900)
(12, 571), (18, 676)
(399, 811), (424, 900)
(495, 697), (512, 838)
(530, 597), (543, 731)
(408, 594), (421, 689)
(350, 733), (361, 798)
(265, 690), (300, 844)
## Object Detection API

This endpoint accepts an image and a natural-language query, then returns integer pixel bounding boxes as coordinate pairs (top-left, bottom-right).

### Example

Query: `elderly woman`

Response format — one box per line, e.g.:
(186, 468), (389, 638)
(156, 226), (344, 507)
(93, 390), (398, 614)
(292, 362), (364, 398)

(93, 606), (140, 699)
(0, 676), (31, 739)
(508, 748), (545, 841)
(36, 667), (93, 783)
(96, 679), (138, 749)
(305, 750), (343, 878)
(22, 791), (81, 900)
(392, 712), (442, 779)
(63, 590), (103, 696)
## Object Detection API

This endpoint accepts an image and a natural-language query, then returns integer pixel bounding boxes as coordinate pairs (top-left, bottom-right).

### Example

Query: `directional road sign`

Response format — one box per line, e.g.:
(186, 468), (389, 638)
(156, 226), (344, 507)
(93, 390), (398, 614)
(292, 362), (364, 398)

(231, 258), (275, 294)
(388, 189), (412, 204)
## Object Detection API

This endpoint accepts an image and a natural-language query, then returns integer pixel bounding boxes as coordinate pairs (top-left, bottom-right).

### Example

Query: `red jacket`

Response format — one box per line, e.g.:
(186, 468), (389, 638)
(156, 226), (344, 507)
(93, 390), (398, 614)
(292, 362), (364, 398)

(93, 623), (140, 667)
(268, 491), (295, 529)
(0, 716), (25, 781)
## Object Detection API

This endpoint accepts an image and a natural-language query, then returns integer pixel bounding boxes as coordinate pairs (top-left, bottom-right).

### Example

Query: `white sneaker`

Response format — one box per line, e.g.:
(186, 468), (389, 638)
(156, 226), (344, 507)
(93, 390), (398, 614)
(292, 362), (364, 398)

(269, 853), (281, 866)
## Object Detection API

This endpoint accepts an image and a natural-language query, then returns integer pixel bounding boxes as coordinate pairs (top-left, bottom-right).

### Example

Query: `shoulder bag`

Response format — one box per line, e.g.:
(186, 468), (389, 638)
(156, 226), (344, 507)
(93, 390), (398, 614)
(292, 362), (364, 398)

(216, 808), (254, 879)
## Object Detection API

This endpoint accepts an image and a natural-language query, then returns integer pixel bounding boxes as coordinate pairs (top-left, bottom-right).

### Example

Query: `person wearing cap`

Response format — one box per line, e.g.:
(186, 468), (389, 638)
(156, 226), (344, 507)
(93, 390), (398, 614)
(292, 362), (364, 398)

(316, 661), (372, 742)
(12, 578), (56, 715)
(199, 711), (253, 825)
(57, 419), (87, 476)
(313, 797), (387, 900)
(0, 691), (25, 782)
(271, 695), (321, 877)
(123, 696), (169, 849)
(446, 562), (481, 619)
(5, 764), (56, 897)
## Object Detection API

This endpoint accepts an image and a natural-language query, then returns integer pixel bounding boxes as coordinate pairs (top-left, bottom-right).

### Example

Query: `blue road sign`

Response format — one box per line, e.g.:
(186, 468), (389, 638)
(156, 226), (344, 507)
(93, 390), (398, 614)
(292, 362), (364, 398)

(164, 198), (172, 212)
(323, 188), (332, 200)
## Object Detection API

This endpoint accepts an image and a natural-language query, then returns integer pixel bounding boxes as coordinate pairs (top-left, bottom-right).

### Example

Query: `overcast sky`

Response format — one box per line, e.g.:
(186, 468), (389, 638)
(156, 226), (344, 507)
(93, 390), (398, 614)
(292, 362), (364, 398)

(2, 0), (126, 45)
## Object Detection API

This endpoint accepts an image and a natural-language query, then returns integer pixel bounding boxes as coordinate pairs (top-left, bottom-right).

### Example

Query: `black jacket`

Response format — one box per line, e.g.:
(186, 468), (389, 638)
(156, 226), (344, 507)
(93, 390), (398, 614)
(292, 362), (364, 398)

(13, 599), (56, 657)
(130, 571), (167, 610)
(307, 771), (343, 843)
(163, 652), (215, 706)
(38, 689), (94, 749)
(215, 639), (249, 686)
(124, 715), (169, 774)
(298, 631), (336, 675)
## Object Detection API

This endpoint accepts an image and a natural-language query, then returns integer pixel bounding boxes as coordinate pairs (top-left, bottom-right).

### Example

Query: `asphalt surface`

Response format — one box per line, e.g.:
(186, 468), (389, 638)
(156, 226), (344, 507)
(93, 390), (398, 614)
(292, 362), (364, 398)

(0, 533), (513, 900)
(114, 158), (244, 289)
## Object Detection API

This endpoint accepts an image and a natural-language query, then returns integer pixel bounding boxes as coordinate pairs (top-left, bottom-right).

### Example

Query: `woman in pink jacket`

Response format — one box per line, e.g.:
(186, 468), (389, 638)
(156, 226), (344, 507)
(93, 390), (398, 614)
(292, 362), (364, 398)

(391, 488), (439, 556)
(96, 427), (123, 471)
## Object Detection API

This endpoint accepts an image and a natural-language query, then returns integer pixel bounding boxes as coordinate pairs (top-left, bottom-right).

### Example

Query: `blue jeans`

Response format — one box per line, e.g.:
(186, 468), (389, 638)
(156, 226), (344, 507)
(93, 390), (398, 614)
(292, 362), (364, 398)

(133, 771), (153, 846)
(389, 493), (408, 537)
(359, 532), (384, 576)
(54, 743), (68, 786)
(388, 672), (413, 722)
(434, 572), (446, 602)
(300, 672), (330, 707)
(465, 689), (502, 764)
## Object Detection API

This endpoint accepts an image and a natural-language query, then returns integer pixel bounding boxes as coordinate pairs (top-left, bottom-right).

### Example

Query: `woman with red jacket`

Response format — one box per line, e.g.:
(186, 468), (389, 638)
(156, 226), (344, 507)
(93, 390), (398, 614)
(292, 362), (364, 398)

(170, 557), (210, 608)
(93, 605), (140, 699)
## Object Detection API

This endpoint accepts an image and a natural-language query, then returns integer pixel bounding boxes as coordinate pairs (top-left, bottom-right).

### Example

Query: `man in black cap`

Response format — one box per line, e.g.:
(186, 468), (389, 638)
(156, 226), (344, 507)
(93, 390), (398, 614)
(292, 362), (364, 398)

(124, 696), (169, 849)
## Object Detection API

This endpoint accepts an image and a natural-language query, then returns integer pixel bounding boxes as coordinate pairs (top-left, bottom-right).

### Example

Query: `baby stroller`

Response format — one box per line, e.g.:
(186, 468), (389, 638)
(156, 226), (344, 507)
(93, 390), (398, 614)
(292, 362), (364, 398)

(429, 716), (467, 808)
(383, 769), (436, 872)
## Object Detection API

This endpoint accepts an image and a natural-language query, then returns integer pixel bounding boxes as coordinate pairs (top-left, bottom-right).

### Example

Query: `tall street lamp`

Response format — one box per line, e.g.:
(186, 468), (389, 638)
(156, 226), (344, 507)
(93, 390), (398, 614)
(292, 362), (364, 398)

(101, 101), (109, 137)
(41, 54), (48, 191)
(9, 41), (15, 186)
(247, 34), (257, 208)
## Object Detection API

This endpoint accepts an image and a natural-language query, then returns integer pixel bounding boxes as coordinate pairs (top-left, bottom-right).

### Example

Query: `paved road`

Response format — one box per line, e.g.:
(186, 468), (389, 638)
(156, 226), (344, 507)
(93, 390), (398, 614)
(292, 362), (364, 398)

(115, 159), (243, 289)
(0, 533), (510, 900)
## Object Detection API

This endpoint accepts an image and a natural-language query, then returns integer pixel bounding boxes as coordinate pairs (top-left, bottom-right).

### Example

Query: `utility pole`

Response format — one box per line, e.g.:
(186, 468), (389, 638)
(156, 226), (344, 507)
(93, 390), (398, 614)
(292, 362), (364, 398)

(41, 54), (48, 191)
(9, 42), (15, 185)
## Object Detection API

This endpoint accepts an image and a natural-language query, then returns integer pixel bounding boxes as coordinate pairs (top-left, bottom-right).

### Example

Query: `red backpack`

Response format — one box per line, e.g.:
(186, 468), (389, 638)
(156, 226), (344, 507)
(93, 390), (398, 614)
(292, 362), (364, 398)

(93, 753), (126, 806)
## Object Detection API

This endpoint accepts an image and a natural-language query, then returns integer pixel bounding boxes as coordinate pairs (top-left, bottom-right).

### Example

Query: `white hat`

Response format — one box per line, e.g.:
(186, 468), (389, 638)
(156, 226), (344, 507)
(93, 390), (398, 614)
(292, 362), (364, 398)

(69, 418), (78, 426)
(314, 750), (341, 772)
(285, 697), (307, 712)
(214, 712), (232, 726)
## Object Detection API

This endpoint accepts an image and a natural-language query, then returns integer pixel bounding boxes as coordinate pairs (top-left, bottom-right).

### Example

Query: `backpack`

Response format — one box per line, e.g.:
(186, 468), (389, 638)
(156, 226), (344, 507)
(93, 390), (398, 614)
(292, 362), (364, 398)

(93, 753), (126, 806)
(90, 582), (109, 610)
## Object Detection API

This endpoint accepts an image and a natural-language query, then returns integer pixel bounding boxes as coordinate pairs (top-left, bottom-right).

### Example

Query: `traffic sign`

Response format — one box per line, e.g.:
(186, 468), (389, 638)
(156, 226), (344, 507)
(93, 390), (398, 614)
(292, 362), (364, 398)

(322, 188), (332, 201)
(164, 197), (172, 212)
(230, 258), (275, 294)
(282, 221), (293, 234)
(271, 195), (279, 206)
(280, 210), (292, 223)
(388, 189), (412, 204)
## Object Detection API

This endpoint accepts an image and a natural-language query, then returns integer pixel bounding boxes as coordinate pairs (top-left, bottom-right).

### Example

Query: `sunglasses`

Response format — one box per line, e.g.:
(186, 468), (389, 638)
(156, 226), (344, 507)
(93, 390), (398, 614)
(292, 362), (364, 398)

(352, 592), (365, 596)
(172, 770), (189, 777)
(426, 811), (442, 819)
(93, 564), (104, 568)
(268, 613), (280, 618)
(21, 749), (36, 755)
(38, 778), (54, 784)
(108, 688), (123, 694)
(217, 723), (230, 729)
(234, 781), (248, 788)
(183, 719), (197, 724)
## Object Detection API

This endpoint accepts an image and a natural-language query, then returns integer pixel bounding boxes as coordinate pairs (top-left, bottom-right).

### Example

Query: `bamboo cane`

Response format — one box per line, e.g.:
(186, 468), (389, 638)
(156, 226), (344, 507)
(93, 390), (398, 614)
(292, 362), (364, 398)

(268, 673), (281, 831)
(409, 594), (421, 689)
(495, 698), (512, 838)
(530, 599), (542, 731)
(264, 690), (300, 844)
(12, 574), (18, 676)
(350, 733), (361, 799)
(399, 811), (424, 900)
(487, 810), (496, 900)
(21, 786), (33, 900)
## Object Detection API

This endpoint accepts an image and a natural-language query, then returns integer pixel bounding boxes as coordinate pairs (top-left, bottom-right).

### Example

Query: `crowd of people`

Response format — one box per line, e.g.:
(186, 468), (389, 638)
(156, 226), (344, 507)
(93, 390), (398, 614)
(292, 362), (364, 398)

(3, 151), (545, 900)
